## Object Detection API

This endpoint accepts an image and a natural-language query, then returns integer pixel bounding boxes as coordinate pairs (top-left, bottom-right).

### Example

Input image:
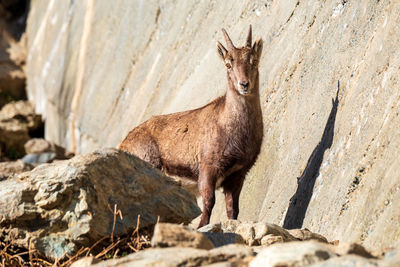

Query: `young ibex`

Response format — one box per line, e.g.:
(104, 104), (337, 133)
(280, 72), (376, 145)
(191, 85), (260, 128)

(119, 26), (263, 227)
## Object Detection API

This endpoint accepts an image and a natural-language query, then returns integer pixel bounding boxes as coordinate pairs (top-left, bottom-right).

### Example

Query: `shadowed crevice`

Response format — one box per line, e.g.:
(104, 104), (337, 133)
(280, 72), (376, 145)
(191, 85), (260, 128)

(283, 83), (340, 229)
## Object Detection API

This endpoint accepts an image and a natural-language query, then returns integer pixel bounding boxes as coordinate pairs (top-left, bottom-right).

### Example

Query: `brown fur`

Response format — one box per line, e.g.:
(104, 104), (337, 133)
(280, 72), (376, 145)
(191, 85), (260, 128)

(119, 26), (263, 227)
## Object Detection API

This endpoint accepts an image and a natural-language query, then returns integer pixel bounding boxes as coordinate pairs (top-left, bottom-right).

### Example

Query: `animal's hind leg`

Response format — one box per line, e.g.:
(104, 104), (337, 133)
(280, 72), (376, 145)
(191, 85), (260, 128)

(222, 171), (245, 219)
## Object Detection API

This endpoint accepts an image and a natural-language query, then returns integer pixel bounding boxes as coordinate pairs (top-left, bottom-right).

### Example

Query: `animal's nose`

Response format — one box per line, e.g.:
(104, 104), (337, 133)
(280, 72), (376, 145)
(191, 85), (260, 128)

(239, 81), (249, 89)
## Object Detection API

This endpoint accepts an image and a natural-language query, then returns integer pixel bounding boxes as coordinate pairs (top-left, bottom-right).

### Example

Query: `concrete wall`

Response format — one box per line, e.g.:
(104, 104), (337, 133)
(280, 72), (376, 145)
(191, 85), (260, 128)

(26, 0), (400, 251)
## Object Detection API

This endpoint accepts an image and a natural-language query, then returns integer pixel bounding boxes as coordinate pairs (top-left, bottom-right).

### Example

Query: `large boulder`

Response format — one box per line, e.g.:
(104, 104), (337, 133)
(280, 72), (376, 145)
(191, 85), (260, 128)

(0, 148), (201, 260)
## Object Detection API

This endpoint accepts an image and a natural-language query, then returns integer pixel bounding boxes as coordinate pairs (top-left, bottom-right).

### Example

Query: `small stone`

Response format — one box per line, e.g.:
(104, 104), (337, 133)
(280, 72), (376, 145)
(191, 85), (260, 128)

(212, 221), (299, 247)
(235, 223), (257, 245)
(21, 152), (56, 165)
(202, 232), (245, 248)
(198, 222), (223, 233)
(253, 222), (296, 242)
(24, 138), (74, 160)
(151, 223), (214, 250)
(221, 220), (242, 232)
(287, 228), (328, 243)
(199, 222), (245, 247)
(250, 241), (337, 267)
(70, 256), (98, 267)
(260, 234), (284, 246)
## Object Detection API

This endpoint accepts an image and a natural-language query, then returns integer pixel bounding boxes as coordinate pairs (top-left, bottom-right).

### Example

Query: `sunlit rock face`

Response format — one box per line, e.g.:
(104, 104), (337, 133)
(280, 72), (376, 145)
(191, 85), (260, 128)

(26, 1), (400, 251)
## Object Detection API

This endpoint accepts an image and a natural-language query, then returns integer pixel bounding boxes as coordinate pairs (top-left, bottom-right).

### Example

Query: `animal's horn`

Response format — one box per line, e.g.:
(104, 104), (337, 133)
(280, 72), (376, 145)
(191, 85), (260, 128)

(222, 28), (235, 50)
(217, 41), (228, 54)
(246, 25), (252, 47)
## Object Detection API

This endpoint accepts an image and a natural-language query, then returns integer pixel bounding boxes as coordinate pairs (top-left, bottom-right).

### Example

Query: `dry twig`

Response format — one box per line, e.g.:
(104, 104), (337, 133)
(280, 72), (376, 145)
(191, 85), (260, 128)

(0, 205), (151, 266)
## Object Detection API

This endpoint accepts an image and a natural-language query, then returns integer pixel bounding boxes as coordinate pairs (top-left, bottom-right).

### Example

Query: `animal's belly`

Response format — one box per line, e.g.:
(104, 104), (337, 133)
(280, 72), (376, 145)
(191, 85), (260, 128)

(162, 159), (198, 181)
(166, 174), (199, 196)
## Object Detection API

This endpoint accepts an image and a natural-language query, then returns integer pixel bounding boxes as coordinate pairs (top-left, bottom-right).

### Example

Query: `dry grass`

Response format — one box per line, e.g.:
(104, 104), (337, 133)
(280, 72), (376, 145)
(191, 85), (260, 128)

(0, 207), (152, 267)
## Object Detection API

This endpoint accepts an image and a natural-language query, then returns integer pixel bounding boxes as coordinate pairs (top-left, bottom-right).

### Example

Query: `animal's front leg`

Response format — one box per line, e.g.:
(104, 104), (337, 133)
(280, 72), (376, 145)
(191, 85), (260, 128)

(198, 166), (218, 228)
(223, 172), (245, 219)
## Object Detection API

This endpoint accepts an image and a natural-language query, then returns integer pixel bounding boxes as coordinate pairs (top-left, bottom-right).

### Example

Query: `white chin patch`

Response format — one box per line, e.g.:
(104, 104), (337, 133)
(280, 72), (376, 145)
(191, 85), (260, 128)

(239, 89), (250, 95)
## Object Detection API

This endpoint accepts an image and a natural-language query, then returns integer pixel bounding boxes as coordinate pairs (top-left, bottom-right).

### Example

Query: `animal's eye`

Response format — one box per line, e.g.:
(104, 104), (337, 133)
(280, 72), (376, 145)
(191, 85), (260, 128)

(225, 62), (232, 69)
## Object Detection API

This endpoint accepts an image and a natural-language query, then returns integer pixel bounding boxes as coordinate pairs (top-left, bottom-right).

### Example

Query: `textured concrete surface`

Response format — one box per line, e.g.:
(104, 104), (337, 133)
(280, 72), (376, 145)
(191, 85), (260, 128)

(26, 1), (400, 251)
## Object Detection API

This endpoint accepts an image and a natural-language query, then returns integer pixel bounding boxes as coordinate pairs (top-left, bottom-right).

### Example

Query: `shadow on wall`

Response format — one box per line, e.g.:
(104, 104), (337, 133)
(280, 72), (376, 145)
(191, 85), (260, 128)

(283, 82), (340, 229)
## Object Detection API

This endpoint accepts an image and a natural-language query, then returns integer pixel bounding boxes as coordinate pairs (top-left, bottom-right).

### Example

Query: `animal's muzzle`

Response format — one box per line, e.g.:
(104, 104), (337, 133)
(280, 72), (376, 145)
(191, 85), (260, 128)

(239, 81), (249, 89)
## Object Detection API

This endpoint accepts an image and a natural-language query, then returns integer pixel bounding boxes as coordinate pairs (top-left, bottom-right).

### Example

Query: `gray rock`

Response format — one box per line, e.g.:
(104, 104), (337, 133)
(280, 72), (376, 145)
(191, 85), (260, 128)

(0, 148), (200, 260)
(250, 241), (337, 267)
(198, 221), (246, 247)
(151, 223), (214, 250)
(201, 232), (245, 248)
(260, 234), (284, 246)
(202, 220), (297, 246)
(21, 152), (56, 165)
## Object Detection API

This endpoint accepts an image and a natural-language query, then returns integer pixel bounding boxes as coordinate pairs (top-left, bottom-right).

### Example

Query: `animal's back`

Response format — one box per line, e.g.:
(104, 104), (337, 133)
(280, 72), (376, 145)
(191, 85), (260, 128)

(118, 97), (224, 180)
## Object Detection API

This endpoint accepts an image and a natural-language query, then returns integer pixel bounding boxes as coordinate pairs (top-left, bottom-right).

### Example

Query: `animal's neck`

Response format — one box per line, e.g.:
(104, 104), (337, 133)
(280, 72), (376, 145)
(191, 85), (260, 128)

(223, 72), (261, 123)
(219, 72), (263, 159)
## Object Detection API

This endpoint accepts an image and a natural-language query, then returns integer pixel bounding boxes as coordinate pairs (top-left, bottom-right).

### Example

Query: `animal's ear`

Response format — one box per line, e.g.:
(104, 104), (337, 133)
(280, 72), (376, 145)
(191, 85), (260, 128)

(252, 38), (263, 61)
(217, 41), (228, 61)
